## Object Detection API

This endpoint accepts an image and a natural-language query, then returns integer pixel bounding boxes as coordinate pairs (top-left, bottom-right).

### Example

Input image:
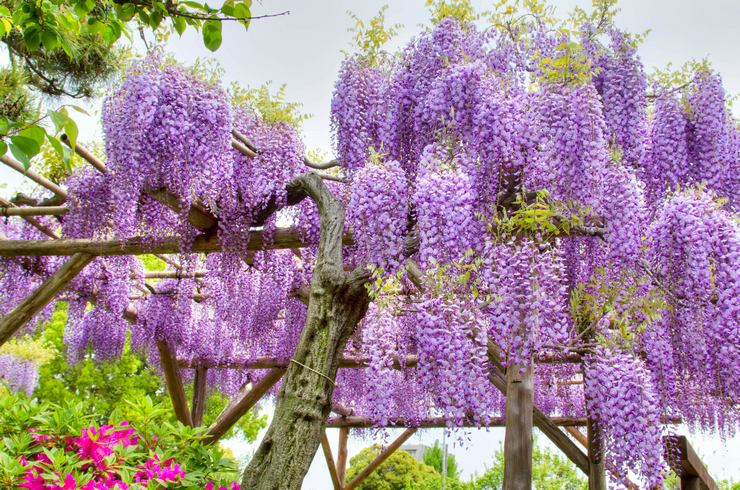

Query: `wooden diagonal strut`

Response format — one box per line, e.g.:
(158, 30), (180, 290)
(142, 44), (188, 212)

(343, 428), (417, 490)
(321, 432), (342, 490)
(157, 341), (193, 427)
(0, 252), (93, 346)
(204, 367), (286, 444)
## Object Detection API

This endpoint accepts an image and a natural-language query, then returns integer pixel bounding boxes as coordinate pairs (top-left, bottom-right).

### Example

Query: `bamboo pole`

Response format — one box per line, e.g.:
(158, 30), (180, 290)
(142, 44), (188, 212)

(0, 253), (93, 346)
(204, 367), (286, 444)
(321, 432), (342, 490)
(0, 154), (68, 199)
(343, 429), (417, 490)
(191, 364), (208, 426)
(0, 205), (68, 216)
(0, 197), (59, 238)
(157, 341), (193, 427)
(60, 134), (108, 173)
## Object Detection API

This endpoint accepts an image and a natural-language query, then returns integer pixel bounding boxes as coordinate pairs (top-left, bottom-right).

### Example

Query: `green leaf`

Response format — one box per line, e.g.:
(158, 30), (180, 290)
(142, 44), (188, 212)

(48, 109), (70, 134)
(19, 125), (46, 146)
(202, 20), (222, 51)
(8, 139), (34, 168)
(116, 3), (137, 22)
(0, 140), (7, 156)
(64, 119), (79, 151)
(68, 105), (89, 116)
(0, 5), (11, 16)
(173, 16), (186, 35)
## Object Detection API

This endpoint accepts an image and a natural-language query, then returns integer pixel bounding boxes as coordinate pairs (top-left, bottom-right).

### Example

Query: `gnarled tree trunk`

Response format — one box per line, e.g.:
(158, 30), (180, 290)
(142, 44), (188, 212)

(241, 173), (370, 490)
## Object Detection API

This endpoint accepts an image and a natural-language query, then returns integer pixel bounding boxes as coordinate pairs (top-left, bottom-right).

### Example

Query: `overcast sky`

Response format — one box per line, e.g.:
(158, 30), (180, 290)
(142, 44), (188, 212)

(2, 1), (739, 486)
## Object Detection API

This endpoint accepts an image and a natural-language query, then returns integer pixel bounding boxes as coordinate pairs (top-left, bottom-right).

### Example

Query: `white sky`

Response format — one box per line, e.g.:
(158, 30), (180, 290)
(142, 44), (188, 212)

(1, 0), (739, 486)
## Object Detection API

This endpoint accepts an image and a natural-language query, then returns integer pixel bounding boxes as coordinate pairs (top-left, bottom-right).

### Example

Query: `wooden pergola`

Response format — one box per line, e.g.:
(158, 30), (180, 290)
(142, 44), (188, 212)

(0, 135), (721, 490)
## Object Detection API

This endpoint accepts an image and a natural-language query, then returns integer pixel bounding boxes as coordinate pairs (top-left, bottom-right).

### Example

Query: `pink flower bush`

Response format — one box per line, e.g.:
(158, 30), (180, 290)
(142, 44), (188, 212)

(11, 420), (240, 490)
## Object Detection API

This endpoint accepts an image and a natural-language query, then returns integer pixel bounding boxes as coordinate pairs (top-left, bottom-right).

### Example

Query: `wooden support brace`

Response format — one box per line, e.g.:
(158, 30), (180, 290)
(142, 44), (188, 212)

(204, 367), (286, 444)
(157, 340), (193, 427)
(344, 428), (417, 490)
(337, 427), (349, 486)
(321, 431), (342, 490)
(0, 252), (93, 346)
(191, 364), (208, 426)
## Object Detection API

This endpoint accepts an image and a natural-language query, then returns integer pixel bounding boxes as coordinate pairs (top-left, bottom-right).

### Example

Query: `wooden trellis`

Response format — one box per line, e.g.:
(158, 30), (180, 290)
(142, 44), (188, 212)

(0, 136), (721, 490)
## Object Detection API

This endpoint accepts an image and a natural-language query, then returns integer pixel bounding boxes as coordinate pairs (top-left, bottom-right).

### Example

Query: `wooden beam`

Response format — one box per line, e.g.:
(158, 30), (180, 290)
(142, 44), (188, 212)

(204, 367), (286, 444)
(191, 364), (208, 426)
(337, 427), (349, 486)
(664, 436), (719, 490)
(231, 129), (259, 154)
(325, 415), (588, 428)
(503, 362), (533, 490)
(344, 428), (417, 490)
(176, 352), (581, 370)
(0, 205), (68, 216)
(0, 252), (92, 346)
(143, 270), (208, 279)
(157, 341), (193, 427)
(147, 189), (217, 232)
(0, 227), (323, 257)
(0, 154), (68, 199)
(565, 426), (589, 447)
(321, 432), (342, 490)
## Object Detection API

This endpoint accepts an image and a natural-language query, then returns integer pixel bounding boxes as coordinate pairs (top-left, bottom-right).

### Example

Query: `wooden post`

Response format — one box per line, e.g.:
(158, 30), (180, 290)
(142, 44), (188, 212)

(0, 253), (92, 346)
(204, 367), (285, 444)
(321, 431), (342, 490)
(486, 344), (589, 475)
(337, 427), (349, 486)
(191, 364), (208, 426)
(344, 428), (417, 490)
(157, 341), (193, 427)
(503, 362), (533, 490)
(586, 414), (607, 490)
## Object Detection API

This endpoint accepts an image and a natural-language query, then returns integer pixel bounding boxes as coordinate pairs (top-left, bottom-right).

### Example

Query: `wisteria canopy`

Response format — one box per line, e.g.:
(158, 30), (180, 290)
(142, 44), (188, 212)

(0, 3), (738, 490)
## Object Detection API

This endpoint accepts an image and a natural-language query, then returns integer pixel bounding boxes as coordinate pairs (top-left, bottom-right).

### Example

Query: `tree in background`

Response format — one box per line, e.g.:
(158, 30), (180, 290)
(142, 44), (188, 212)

(471, 437), (586, 490)
(344, 444), (440, 490)
(423, 439), (461, 481)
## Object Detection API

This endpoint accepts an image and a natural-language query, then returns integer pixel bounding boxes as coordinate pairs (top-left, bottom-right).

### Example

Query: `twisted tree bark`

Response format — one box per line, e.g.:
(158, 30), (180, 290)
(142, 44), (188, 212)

(240, 173), (371, 489)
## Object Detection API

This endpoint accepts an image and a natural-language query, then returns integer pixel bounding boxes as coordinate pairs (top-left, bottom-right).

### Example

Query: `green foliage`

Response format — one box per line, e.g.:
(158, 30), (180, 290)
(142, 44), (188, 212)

(1, 0), (262, 168)
(426, 0), (479, 25)
(345, 6), (401, 66)
(0, 393), (240, 488)
(230, 82), (309, 128)
(471, 437), (587, 489)
(423, 440), (461, 481)
(345, 444), (440, 490)
(33, 302), (267, 440)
